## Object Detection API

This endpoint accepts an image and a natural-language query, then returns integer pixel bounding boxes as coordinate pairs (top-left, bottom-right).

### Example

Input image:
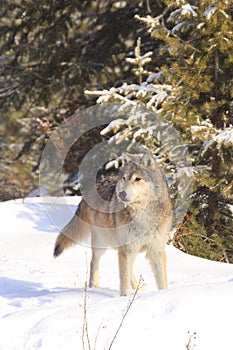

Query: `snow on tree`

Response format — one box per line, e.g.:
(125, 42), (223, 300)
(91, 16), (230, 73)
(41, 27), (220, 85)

(86, 0), (233, 262)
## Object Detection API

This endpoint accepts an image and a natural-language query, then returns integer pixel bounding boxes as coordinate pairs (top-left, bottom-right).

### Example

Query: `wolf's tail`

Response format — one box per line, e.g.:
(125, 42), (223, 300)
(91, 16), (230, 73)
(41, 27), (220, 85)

(53, 203), (89, 258)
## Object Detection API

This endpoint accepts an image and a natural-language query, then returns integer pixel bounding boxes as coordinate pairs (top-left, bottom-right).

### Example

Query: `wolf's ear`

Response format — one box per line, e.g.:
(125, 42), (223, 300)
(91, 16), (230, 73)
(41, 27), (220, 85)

(121, 152), (133, 165)
(141, 153), (157, 169)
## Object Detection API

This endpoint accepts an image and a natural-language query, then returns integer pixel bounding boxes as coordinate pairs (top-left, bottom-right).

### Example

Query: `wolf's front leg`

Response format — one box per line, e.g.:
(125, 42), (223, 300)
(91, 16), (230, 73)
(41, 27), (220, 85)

(148, 249), (168, 290)
(118, 248), (133, 296)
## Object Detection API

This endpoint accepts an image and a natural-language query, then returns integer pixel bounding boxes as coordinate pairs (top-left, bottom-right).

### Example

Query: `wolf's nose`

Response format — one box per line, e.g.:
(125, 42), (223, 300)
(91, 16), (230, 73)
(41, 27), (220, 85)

(119, 190), (127, 199)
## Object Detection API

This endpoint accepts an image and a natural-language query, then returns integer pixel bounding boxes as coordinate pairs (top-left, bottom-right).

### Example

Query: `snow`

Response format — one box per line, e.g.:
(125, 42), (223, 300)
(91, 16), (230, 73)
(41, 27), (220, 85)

(0, 197), (233, 350)
(201, 127), (233, 156)
(180, 4), (198, 18)
(213, 127), (233, 146)
(100, 119), (125, 136)
(168, 4), (197, 24)
(203, 6), (217, 20)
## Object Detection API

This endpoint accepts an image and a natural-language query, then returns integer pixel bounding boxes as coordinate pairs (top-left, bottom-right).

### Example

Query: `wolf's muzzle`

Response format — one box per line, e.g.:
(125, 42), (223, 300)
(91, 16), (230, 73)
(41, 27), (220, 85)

(119, 190), (128, 201)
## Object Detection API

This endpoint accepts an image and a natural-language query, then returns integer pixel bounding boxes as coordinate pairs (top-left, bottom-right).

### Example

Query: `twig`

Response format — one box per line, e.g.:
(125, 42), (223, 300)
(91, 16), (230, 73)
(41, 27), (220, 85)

(108, 275), (144, 350)
(186, 331), (197, 350)
(82, 252), (92, 350)
(94, 320), (105, 350)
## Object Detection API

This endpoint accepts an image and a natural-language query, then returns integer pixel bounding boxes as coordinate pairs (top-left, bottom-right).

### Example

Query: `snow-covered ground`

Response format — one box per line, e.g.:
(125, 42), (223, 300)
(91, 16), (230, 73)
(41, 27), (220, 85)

(0, 197), (233, 350)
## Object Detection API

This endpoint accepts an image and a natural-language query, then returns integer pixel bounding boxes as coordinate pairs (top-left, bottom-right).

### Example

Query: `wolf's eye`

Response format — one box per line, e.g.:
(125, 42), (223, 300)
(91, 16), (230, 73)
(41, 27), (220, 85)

(135, 177), (142, 182)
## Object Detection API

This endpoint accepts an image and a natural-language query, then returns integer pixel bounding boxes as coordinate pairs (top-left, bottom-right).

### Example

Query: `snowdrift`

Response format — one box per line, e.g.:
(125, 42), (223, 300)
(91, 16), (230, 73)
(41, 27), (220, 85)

(0, 198), (232, 350)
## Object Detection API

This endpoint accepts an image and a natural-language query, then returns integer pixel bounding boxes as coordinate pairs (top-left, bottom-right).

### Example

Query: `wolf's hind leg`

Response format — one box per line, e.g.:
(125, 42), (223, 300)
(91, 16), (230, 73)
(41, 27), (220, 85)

(89, 247), (105, 288)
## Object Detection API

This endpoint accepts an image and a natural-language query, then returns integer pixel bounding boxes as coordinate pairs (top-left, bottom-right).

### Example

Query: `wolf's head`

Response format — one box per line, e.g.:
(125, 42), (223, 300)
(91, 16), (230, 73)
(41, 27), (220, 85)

(116, 152), (160, 208)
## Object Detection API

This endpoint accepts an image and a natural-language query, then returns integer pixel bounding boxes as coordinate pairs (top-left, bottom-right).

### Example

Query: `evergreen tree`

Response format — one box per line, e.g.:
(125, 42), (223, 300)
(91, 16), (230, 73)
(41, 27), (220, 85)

(0, 0), (164, 199)
(88, 1), (233, 262)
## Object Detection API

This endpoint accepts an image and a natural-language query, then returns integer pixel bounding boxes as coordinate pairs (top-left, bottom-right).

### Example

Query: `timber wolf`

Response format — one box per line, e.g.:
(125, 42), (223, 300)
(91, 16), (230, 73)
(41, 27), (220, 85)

(54, 152), (172, 296)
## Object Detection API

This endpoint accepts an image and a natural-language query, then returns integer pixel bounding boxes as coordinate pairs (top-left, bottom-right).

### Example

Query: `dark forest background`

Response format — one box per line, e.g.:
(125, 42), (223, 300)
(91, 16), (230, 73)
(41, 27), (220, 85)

(1, 0), (232, 262)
